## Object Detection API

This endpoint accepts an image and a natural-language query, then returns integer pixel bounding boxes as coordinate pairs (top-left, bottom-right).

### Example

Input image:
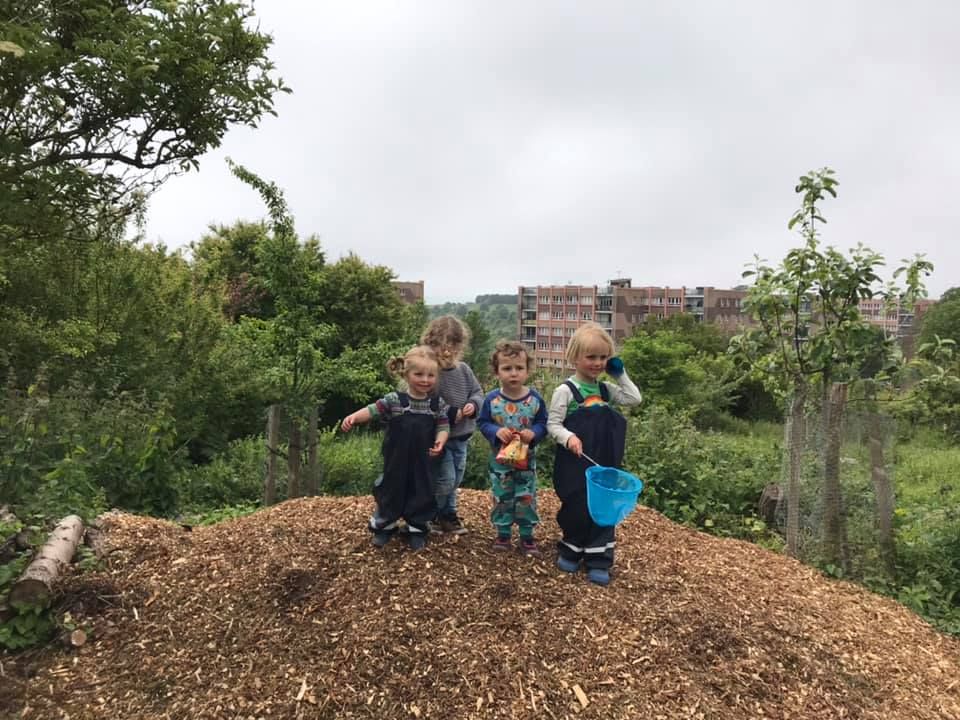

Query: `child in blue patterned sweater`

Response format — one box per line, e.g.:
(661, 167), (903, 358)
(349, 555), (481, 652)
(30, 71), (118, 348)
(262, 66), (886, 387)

(478, 341), (548, 555)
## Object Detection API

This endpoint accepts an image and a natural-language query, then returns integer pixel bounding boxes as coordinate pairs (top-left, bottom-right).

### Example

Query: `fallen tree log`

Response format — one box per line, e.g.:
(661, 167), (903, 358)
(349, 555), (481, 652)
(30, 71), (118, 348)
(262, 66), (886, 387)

(8, 515), (84, 608)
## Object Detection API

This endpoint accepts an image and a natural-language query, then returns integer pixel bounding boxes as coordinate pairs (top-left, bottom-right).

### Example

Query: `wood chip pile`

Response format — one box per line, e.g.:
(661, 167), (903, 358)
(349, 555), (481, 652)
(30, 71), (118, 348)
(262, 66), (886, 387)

(3, 491), (960, 719)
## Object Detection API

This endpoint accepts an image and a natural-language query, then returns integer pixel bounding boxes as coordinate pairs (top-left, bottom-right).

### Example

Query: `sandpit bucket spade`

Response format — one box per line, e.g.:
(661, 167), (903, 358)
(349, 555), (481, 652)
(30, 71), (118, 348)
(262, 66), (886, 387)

(580, 452), (644, 527)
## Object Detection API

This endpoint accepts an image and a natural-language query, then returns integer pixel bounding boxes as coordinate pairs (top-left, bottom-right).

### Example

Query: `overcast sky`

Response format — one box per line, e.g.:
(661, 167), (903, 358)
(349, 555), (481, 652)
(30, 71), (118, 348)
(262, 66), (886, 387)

(144, 1), (959, 303)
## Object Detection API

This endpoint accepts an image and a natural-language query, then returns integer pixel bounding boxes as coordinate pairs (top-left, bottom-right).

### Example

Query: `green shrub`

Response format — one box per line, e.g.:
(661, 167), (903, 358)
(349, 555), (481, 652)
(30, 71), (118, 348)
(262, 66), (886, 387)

(894, 505), (960, 635)
(182, 502), (260, 526)
(318, 430), (383, 496)
(175, 436), (266, 509)
(1, 380), (183, 520)
(623, 405), (780, 540)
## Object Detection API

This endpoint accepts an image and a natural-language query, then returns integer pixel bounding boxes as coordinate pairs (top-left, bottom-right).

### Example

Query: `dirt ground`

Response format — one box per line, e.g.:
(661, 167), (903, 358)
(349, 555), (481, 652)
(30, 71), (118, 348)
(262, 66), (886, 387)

(2, 490), (960, 719)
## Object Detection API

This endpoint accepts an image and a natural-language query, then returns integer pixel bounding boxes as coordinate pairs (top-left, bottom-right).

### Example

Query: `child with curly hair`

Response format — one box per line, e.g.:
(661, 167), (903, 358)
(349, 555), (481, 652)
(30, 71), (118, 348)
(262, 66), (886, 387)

(420, 315), (484, 535)
(478, 341), (548, 555)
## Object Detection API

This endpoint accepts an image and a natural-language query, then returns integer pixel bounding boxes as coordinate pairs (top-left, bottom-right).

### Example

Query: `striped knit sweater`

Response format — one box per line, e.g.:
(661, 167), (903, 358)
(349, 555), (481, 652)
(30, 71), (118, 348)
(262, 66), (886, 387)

(434, 361), (485, 439)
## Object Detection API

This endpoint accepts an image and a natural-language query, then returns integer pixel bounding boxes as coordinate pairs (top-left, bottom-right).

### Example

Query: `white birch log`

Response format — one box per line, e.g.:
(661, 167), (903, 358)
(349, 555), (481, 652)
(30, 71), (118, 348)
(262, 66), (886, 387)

(8, 514), (84, 608)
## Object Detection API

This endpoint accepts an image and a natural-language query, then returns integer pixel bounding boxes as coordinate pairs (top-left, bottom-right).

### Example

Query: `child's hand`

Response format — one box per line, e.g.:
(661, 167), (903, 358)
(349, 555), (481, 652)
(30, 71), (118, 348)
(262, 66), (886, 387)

(566, 435), (583, 456)
(429, 438), (447, 456)
(496, 427), (516, 444)
(342, 413), (357, 432)
(461, 402), (476, 418)
(518, 429), (535, 444)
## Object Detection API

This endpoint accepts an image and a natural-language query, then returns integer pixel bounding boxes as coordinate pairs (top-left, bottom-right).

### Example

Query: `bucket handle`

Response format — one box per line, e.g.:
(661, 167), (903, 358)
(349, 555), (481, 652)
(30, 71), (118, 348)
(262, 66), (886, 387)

(580, 451), (600, 467)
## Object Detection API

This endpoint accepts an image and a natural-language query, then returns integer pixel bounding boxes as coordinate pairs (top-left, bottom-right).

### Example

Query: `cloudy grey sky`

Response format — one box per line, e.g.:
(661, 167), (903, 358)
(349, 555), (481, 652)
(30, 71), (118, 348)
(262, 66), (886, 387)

(145, 1), (960, 303)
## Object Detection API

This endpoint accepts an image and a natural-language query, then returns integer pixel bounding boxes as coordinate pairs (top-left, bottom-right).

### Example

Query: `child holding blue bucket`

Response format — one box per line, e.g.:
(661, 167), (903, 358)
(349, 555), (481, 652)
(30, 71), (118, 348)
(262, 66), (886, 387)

(547, 322), (641, 585)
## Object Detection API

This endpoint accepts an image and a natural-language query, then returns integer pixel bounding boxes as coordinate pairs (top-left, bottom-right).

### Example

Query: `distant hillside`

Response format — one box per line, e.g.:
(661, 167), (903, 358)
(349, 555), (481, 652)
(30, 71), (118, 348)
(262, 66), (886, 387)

(428, 294), (518, 344)
(5, 491), (960, 719)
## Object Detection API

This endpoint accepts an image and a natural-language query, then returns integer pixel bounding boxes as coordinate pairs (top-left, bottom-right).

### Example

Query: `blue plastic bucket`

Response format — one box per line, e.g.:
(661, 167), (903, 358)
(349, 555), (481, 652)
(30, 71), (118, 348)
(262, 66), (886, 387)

(585, 465), (644, 527)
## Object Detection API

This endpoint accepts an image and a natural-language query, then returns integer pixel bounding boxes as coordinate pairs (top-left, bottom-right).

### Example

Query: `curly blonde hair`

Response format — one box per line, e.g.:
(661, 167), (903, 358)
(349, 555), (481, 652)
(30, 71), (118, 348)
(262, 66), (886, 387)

(386, 345), (439, 380)
(420, 315), (470, 367)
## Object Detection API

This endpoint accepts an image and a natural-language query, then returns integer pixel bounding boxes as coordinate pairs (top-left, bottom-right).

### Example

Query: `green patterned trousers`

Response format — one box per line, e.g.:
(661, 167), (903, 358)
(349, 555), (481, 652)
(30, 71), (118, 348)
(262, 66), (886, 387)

(490, 466), (539, 538)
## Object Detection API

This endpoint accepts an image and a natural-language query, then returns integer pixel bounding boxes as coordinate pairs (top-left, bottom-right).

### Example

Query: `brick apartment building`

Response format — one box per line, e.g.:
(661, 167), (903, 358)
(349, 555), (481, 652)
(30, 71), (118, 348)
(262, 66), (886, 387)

(392, 280), (425, 305)
(517, 279), (750, 373)
(859, 297), (936, 355)
(518, 278), (937, 373)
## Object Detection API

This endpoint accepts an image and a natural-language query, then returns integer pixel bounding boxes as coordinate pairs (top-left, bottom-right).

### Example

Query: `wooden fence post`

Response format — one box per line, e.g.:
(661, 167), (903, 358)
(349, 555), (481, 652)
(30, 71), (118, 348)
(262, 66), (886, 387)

(264, 404), (280, 506)
(306, 405), (319, 496)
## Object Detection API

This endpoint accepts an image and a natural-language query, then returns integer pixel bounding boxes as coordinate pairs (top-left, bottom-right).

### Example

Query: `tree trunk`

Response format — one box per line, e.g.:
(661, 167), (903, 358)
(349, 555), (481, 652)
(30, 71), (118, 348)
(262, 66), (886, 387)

(264, 404), (280, 506)
(786, 382), (807, 557)
(306, 405), (319, 496)
(822, 382), (849, 572)
(820, 369), (832, 451)
(9, 515), (83, 608)
(868, 410), (896, 577)
(287, 412), (302, 499)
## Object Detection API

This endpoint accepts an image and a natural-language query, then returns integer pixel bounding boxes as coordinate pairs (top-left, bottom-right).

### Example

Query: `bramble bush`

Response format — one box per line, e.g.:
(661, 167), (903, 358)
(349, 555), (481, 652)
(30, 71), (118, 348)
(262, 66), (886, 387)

(624, 405), (782, 544)
(174, 436), (266, 509)
(2, 379), (183, 520)
(318, 429), (383, 496)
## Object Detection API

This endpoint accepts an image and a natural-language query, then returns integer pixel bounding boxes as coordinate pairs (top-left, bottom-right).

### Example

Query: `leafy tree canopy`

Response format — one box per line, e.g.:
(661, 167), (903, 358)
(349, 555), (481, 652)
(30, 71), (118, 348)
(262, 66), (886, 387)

(919, 287), (960, 347)
(632, 313), (731, 356)
(0, 0), (288, 244)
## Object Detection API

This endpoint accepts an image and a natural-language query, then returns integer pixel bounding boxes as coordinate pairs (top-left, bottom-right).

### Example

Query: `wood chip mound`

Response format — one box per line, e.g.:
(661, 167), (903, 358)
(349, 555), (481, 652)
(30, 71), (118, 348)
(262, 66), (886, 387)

(3, 491), (960, 719)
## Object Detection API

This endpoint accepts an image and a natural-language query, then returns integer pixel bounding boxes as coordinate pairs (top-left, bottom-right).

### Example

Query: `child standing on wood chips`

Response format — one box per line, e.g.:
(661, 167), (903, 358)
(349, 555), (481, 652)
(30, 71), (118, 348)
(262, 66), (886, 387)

(341, 346), (449, 550)
(420, 315), (485, 535)
(547, 322), (641, 585)
(478, 341), (548, 555)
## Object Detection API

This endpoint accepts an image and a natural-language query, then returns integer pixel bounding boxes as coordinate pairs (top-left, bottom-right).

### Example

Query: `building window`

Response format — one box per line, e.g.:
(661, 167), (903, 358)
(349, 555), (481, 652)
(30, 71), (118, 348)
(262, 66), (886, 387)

(552, 295), (562, 303)
(567, 295), (577, 304)
(553, 343), (563, 352)
(554, 359), (563, 366)
(538, 357), (545, 366)
(539, 312), (549, 320)
(566, 311), (576, 320)
(539, 326), (549, 335)
(581, 311), (591, 320)
(553, 327), (563, 336)
(540, 295), (549, 303)
(581, 295), (593, 304)
(566, 327), (575, 336)
(538, 342), (548, 351)
(553, 311), (563, 319)
(668, 297), (681, 305)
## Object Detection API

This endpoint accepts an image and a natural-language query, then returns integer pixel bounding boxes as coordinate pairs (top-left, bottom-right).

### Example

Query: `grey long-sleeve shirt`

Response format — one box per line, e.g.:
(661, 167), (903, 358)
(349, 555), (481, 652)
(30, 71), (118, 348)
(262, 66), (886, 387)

(434, 361), (485, 439)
